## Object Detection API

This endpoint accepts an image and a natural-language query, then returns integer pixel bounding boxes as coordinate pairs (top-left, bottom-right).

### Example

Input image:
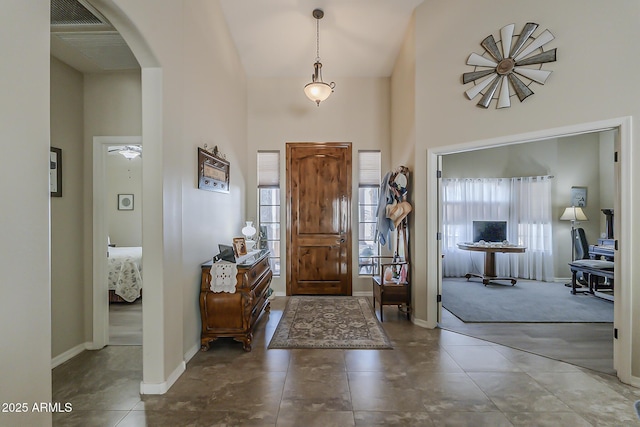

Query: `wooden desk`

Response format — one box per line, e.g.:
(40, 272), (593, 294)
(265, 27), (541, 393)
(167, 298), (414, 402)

(457, 243), (526, 285)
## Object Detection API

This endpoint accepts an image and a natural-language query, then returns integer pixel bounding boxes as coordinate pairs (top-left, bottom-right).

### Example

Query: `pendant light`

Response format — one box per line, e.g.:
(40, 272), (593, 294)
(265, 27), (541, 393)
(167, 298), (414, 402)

(303, 9), (335, 106)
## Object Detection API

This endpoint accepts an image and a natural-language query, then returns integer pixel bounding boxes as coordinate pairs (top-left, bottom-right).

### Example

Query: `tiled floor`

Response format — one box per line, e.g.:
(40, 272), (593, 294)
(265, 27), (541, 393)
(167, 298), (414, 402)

(439, 308), (615, 375)
(52, 297), (640, 426)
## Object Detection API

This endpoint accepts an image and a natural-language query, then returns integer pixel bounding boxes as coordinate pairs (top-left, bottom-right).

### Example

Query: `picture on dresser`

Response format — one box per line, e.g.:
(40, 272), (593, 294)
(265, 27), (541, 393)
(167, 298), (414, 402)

(233, 237), (247, 257)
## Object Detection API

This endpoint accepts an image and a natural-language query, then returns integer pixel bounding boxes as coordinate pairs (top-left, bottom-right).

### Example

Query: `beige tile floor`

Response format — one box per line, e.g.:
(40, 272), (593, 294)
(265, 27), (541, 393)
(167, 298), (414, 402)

(53, 297), (640, 426)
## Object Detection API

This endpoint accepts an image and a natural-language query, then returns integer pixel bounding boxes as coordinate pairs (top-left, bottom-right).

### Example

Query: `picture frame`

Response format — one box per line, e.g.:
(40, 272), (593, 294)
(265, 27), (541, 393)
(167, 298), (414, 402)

(198, 147), (230, 193)
(118, 194), (134, 210)
(232, 237), (247, 257)
(570, 186), (587, 207)
(50, 147), (62, 197)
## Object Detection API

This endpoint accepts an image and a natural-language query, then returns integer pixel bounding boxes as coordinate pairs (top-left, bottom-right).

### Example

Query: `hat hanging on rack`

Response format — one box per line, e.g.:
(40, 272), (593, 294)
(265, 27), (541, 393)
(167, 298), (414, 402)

(387, 200), (412, 228)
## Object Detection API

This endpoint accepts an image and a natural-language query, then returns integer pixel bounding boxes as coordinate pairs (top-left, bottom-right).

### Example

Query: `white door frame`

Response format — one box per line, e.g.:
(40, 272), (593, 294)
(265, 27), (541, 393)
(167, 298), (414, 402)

(427, 117), (632, 385)
(92, 135), (142, 349)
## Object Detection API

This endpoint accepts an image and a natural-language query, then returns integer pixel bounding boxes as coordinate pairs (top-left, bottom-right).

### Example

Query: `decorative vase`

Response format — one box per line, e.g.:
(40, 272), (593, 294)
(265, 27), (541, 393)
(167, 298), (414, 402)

(241, 221), (256, 239)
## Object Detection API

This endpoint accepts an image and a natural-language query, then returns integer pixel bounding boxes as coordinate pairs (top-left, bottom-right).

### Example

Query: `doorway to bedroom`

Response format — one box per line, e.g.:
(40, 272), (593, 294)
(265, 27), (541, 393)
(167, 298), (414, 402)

(437, 128), (619, 375)
(106, 144), (143, 345)
(93, 137), (143, 347)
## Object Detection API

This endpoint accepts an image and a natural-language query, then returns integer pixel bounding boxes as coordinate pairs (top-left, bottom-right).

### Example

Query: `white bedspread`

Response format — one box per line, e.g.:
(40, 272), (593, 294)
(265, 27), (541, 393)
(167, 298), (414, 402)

(108, 246), (142, 302)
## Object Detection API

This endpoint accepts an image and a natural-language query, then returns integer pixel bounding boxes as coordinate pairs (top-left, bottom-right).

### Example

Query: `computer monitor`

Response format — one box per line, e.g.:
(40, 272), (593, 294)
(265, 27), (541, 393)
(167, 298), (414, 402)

(472, 221), (507, 243)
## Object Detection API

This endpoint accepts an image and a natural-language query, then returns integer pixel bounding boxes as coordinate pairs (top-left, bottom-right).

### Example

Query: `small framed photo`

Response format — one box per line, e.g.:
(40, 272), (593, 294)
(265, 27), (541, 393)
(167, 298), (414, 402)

(118, 194), (134, 210)
(50, 147), (62, 197)
(233, 237), (247, 257)
(570, 186), (587, 207)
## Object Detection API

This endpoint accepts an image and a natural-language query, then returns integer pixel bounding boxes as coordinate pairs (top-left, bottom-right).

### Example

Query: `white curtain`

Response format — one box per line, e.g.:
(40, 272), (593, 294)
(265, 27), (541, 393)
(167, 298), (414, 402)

(442, 176), (554, 281)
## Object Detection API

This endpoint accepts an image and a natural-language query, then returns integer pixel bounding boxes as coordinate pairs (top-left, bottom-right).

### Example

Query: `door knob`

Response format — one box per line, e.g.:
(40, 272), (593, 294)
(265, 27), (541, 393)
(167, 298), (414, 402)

(339, 238), (346, 243)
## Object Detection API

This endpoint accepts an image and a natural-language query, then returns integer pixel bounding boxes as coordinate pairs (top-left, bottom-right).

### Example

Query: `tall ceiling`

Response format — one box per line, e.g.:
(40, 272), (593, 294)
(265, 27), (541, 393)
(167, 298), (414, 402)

(219, 0), (423, 78)
(50, 0), (423, 77)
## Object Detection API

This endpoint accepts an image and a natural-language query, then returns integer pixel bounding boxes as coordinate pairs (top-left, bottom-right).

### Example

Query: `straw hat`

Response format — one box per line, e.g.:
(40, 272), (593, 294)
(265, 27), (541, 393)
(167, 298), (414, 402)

(386, 201), (412, 228)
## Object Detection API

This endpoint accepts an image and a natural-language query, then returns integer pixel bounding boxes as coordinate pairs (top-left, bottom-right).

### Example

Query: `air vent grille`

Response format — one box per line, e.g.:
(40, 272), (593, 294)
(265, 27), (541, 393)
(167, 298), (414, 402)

(51, 0), (104, 26)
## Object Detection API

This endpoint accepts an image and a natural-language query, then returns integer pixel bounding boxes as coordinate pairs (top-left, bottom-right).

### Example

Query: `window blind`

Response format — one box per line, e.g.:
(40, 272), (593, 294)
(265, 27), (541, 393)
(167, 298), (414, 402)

(257, 151), (280, 187)
(359, 151), (381, 187)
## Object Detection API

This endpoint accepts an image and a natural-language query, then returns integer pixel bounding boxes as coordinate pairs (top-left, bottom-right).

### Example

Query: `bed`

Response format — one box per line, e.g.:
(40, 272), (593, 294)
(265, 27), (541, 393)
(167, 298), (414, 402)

(108, 246), (142, 303)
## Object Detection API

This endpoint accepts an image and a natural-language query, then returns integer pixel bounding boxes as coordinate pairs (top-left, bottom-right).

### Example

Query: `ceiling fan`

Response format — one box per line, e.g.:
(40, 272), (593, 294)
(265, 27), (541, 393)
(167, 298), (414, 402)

(108, 145), (142, 159)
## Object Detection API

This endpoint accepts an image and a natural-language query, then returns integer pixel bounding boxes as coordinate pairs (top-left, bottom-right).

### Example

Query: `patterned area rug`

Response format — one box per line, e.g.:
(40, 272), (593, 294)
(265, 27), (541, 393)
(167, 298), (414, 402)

(268, 296), (393, 349)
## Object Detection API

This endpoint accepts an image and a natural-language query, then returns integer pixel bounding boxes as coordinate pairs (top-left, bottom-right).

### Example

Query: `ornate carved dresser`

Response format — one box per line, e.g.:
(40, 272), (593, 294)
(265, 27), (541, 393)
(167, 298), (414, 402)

(199, 249), (272, 352)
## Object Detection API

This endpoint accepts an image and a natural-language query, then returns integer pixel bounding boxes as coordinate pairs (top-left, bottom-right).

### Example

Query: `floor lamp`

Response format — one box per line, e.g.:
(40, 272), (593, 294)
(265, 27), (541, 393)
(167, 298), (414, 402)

(560, 206), (588, 286)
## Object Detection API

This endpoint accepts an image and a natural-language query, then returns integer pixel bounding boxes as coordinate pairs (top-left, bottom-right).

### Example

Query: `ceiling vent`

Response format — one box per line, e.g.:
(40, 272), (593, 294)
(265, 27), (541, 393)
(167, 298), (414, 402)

(51, 0), (112, 28)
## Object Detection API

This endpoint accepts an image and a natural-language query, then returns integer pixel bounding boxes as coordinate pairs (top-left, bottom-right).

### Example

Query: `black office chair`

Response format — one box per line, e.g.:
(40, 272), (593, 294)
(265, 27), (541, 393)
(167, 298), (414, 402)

(574, 227), (589, 261)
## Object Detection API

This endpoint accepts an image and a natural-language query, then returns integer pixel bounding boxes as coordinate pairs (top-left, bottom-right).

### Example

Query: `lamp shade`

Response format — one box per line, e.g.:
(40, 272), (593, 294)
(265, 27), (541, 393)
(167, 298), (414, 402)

(120, 150), (141, 159)
(560, 206), (588, 221)
(241, 221), (256, 239)
(304, 81), (333, 105)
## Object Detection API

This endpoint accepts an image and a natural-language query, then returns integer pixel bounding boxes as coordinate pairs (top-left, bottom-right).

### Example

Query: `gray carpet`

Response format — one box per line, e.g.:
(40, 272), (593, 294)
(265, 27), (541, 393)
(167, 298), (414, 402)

(442, 277), (613, 323)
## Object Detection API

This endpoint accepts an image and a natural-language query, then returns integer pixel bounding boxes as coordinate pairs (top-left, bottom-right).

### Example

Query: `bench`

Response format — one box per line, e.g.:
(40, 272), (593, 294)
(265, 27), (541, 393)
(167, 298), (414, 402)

(569, 260), (614, 301)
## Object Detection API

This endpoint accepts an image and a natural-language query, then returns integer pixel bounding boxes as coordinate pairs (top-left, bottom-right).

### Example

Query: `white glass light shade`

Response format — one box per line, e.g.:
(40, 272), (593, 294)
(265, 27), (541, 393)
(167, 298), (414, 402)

(241, 221), (257, 239)
(304, 81), (333, 105)
(560, 206), (588, 221)
(120, 149), (140, 159)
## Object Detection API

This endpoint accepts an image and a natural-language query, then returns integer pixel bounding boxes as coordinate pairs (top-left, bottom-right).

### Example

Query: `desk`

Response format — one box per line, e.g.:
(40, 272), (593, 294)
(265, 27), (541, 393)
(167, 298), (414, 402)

(569, 261), (614, 301)
(457, 243), (526, 285)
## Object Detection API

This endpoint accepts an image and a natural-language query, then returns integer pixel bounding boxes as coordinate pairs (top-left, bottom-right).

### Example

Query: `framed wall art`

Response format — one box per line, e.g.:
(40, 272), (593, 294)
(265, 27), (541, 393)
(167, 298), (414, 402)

(570, 186), (587, 207)
(198, 147), (230, 193)
(50, 147), (62, 197)
(118, 194), (134, 210)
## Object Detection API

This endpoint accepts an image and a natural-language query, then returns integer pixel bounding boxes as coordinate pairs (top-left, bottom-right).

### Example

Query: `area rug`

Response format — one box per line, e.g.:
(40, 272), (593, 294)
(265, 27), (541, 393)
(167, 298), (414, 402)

(268, 296), (393, 349)
(442, 277), (613, 323)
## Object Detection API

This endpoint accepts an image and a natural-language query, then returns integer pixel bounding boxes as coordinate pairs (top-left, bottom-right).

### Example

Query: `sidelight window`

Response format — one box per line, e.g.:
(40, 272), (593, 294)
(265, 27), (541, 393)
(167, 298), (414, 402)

(258, 151), (281, 276)
(358, 151), (381, 275)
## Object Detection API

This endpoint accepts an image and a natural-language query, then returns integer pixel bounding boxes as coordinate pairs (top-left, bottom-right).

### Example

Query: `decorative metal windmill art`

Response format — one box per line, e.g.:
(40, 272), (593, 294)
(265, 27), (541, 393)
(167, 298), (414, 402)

(463, 22), (557, 109)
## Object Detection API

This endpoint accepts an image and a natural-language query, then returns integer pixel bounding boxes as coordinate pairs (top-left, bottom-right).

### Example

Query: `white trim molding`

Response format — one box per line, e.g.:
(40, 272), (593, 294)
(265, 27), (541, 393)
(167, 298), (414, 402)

(140, 361), (186, 395)
(51, 342), (91, 369)
(427, 117), (633, 385)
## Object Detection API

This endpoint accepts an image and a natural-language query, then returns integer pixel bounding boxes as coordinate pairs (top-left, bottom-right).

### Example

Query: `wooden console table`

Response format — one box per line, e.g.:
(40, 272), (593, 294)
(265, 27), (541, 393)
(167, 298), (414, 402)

(457, 243), (526, 285)
(199, 249), (272, 352)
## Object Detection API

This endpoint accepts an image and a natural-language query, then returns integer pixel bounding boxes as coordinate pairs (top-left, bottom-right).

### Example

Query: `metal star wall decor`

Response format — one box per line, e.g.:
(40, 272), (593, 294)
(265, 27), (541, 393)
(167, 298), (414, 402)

(463, 22), (557, 109)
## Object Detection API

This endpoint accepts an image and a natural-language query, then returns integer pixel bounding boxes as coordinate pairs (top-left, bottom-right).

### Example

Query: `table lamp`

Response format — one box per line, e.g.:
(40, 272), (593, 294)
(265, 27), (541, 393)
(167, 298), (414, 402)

(242, 221), (257, 251)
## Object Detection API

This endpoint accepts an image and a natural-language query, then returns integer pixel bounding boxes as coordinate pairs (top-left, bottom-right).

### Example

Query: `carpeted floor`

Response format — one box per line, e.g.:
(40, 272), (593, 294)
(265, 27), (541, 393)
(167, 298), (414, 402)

(109, 299), (142, 345)
(268, 296), (392, 349)
(442, 277), (613, 323)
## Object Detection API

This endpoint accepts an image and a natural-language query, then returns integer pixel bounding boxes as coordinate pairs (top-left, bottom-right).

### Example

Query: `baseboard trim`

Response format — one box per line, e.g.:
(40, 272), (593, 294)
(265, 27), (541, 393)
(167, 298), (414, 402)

(353, 291), (373, 297)
(184, 343), (200, 364)
(140, 361), (186, 395)
(413, 317), (435, 329)
(51, 342), (90, 369)
(272, 291), (286, 297)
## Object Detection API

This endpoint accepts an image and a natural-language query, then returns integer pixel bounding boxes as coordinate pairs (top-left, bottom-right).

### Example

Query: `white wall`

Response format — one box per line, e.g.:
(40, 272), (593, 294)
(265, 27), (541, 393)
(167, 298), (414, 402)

(50, 57), (86, 360)
(411, 0), (640, 376)
(100, 0), (248, 388)
(247, 77), (391, 295)
(0, 1), (52, 425)
(442, 133), (611, 278)
(83, 70), (142, 340)
(107, 153), (142, 247)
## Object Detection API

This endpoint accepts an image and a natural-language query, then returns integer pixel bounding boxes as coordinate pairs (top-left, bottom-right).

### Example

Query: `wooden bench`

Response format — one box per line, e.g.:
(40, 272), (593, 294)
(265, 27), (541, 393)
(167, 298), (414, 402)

(569, 260), (614, 301)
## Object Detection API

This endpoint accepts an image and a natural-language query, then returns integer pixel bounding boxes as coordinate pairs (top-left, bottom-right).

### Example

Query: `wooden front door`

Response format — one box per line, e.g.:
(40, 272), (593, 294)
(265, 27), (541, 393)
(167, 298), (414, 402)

(286, 143), (352, 295)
